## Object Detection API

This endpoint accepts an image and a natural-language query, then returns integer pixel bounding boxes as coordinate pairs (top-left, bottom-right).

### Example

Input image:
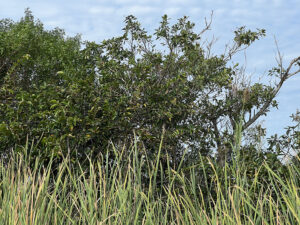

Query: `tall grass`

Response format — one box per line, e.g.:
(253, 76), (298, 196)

(0, 139), (299, 224)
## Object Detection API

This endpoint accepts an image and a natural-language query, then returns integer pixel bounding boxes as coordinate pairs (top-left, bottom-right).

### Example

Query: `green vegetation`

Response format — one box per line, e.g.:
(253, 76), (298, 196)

(0, 9), (299, 224)
(0, 139), (300, 224)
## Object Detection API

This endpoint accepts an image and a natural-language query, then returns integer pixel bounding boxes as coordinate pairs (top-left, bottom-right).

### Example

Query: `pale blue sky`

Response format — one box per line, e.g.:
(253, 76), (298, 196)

(1, 0), (299, 138)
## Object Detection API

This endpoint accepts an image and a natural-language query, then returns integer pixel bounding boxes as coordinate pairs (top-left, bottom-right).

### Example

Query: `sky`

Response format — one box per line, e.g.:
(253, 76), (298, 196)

(1, 0), (299, 139)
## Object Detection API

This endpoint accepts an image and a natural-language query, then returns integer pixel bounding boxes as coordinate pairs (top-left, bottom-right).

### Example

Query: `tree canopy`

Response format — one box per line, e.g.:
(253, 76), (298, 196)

(0, 9), (299, 167)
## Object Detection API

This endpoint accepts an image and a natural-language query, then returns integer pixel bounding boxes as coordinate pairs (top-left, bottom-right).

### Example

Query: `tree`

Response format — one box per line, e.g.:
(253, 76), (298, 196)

(268, 110), (300, 160)
(0, 9), (100, 161)
(0, 10), (299, 167)
(92, 15), (300, 166)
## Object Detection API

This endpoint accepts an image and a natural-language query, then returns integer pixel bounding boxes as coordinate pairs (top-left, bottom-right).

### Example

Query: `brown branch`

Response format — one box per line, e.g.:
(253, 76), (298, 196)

(199, 11), (213, 36)
(243, 56), (300, 130)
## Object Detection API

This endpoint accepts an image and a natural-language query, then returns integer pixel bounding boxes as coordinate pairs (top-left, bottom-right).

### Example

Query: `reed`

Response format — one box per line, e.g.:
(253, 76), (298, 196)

(0, 140), (299, 224)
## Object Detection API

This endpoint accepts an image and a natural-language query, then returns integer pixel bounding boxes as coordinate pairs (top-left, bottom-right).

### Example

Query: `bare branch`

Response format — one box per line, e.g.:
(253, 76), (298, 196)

(199, 11), (213, 36)
(274, 37), (284, 74)
(287, 69), (300, 79)
(243, 55), (300, 130)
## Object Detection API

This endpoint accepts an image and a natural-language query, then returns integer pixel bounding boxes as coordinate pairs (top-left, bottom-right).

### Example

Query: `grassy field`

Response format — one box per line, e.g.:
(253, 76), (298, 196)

(0, 140), (299, 225)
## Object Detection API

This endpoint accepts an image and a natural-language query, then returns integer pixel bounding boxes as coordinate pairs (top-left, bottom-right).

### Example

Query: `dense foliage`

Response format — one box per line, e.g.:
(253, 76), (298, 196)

(0, 9), (299, 224)
(0, 144), (299, 224)
(0, 10), (299, 168)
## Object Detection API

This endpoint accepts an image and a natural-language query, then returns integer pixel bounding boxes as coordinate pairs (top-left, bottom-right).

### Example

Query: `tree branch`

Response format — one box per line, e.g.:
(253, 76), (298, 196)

(243, 56), (300, 130)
